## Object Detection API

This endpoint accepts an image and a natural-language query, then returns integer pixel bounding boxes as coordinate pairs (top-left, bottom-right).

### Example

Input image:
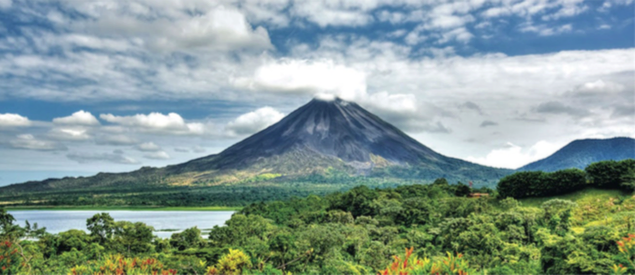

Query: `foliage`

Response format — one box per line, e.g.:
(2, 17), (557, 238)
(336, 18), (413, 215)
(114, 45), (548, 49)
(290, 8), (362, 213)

(69, 254), (176, 275)
(499, 159), (634, 199)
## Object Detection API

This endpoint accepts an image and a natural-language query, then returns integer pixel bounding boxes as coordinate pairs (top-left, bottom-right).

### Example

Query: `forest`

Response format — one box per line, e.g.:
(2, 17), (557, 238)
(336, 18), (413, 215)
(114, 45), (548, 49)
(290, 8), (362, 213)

(0, 160), (634, 274)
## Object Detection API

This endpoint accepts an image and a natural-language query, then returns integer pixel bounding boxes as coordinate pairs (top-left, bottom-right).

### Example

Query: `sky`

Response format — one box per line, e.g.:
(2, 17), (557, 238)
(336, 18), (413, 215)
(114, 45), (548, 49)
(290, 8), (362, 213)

(0, 0), (633, 186)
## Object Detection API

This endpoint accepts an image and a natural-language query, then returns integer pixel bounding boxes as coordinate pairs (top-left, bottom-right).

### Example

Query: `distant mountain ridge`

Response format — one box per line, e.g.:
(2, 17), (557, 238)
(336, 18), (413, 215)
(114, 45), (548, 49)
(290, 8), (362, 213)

(518, 137), (635, 172)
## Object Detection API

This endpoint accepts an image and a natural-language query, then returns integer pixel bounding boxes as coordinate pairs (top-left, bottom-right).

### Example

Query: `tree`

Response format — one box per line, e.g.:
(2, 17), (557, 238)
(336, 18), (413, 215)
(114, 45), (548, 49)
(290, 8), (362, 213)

(497, 171), (545, 198)
(585, 159), (635, 190)
(113, 221), (154, 255)
(170, 227), (205, 251)
(454, 182), (471, 197)
(86, 213), (115, 245)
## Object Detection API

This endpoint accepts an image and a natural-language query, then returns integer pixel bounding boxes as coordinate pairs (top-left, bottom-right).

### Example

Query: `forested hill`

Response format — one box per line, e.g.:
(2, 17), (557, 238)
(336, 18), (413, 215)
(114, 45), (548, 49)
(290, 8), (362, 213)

(518, 137), (635, 172)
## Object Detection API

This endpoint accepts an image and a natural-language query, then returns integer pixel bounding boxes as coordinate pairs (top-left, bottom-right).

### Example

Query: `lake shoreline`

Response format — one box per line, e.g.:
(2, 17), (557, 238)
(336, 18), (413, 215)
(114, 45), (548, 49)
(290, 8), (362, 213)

(5, 206), (242, 211)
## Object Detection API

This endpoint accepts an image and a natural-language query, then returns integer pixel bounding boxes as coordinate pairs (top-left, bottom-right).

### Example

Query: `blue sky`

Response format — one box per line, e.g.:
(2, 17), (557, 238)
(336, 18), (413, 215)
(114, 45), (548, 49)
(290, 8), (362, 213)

(0, 0), (633, 185)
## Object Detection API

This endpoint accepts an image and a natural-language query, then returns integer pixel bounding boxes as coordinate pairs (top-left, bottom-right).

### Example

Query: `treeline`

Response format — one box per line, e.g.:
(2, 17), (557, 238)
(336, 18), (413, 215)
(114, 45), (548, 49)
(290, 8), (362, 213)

(498, 159), (635, 198)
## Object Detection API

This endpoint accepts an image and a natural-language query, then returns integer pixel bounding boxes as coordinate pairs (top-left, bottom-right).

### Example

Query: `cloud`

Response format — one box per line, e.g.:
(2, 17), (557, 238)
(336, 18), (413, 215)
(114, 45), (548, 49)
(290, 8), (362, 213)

(95, 134), (138, 146)
(480, 120), (498, 127)
(571, 79), (625, 95)
(47, 127), (91, 141)
(0, 113), (31, 127)
(534, 101), (591, 117)
(234, 59), (367, 101)
(136, 142), (162, 152)
(53, 110), (100, 126)
(226, 107), (284, 136)
(100, 112), (205, 135)
(520, 23), (573, 36)
(67, 151), (139, 164)
(143, 151), (170, 160)
(467, 140), (562, 169)
(0, 0), (11, 10)
(9, 134), (67, 151)
(192, 145), (206, 153)
(459, 101), (483, 115)
(174, 147), (190, 153)
(611, 104), (635, 119)
(290, 1), (374, 27)
(60, 3), (273, 53)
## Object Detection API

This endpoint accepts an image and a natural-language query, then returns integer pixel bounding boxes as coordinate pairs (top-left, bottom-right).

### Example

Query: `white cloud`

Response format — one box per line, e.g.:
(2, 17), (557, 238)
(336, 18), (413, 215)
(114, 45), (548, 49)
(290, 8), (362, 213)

(95, 134), (138, 146)
(67, 151), (139, 164)
(521, 23), (573, 36)
(234, 59), (368, 101)
(47, 127), (92, 141)
(9, 134), (67, 151)
(0, 113), (31, 127)
(226, 106), (284, 136)
(136, 142), (162, 152)
(143, 151), (170, 160)
(100, 112), (205, 135)
(574, 79), (625, 94)
(290, 1), (374, 27)
(53, 110), (100, 125)
(0, 0), (11, 10)
(467, 141), (562, 169)
(58, 3), (272, 53)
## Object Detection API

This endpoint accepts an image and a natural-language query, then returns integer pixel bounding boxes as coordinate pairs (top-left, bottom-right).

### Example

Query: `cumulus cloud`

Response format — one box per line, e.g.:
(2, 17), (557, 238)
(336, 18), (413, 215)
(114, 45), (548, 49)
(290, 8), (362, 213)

(143, 151), (170, 160)
(100, 112), (205, 135)
(67, 151), (139, 164)
(467, 140), (562, 169)
(0, 113), (31, 127)
(226, 107), (284, 136)
(9, 134), (67, 151)
(234, 59), (367, 101)
(53, 110), (100, 125)
(136, 142), (162, 152)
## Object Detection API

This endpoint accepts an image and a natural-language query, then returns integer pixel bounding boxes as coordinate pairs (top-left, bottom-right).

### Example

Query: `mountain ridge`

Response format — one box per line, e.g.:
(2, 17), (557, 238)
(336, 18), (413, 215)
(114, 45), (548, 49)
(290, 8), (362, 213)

(518, 137), (635, 172)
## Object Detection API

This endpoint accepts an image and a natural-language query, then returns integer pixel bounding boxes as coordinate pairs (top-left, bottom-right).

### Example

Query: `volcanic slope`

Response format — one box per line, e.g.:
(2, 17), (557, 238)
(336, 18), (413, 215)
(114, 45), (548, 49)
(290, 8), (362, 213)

(518, 137), (635, 172)
(1, 97), (511, 194)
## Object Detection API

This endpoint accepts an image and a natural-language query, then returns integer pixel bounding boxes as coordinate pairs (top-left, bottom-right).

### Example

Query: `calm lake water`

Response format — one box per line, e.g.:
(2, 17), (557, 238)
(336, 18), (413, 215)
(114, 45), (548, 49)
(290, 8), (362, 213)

(8, 210), (235, 238)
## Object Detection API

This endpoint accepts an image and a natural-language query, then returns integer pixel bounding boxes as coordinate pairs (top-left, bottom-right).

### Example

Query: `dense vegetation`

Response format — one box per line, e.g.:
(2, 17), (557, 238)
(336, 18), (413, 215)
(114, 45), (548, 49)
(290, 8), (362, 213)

(1, 170), (634, 274)
(498, 159), (635, 199)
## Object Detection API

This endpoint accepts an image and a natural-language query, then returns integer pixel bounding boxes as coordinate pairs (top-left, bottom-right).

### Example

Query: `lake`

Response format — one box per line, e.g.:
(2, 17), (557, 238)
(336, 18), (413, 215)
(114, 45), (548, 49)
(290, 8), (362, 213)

(8, 210), (235, 238)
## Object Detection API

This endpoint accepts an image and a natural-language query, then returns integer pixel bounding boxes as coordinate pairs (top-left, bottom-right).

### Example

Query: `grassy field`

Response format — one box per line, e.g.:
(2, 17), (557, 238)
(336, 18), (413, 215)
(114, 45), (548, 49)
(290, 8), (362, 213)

(4, 205), (242, 211)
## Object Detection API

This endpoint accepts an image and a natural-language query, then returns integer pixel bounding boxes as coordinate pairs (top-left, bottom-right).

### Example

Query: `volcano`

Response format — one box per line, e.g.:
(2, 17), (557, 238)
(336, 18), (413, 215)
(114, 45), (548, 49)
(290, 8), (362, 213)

(167, 97), (509, 183)
(1, 97), (511, 195)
